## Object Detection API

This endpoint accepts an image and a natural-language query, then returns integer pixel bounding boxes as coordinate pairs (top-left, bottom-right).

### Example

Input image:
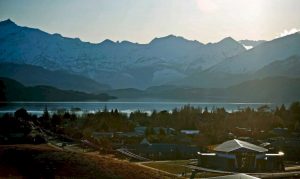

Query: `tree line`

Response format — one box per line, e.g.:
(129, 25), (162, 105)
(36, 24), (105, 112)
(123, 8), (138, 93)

(1, 102), (300, 146)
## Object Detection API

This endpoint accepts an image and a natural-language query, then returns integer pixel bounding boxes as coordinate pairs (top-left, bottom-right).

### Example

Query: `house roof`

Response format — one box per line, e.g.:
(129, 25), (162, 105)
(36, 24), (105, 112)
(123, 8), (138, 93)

(140, 138), (151, 145)
(180, 130), (200, 135)
(214, 139), (268, 153)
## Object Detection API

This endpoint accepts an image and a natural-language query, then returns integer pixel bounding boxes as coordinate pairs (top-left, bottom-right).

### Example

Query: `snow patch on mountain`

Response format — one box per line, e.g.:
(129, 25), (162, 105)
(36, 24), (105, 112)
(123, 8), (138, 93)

(209, 33), (300, 74)
(0, 19), (246, 88)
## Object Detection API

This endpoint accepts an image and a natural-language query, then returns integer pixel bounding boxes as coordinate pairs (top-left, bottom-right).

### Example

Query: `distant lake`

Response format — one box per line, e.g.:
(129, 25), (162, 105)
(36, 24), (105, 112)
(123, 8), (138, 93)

(0, 101), (274, 116)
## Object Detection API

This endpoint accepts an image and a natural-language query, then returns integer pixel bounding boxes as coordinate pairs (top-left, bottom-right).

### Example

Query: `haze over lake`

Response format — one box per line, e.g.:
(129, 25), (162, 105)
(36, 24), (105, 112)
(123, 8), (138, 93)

(0, 101), (274, 116)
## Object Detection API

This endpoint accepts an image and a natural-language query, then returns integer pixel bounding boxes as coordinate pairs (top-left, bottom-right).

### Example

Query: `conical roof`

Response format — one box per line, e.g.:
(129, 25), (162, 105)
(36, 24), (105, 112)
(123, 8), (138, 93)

(214, 139), (268, 153)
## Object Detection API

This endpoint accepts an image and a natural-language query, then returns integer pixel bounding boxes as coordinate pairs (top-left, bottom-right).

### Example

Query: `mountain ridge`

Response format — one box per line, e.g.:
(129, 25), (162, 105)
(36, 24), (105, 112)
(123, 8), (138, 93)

(208, 32), (300, 74)
(0, 63), (111, 93)
(1, 19), (300, 91)
(0, 19), (245, 89)
(0, 77), (115, 102)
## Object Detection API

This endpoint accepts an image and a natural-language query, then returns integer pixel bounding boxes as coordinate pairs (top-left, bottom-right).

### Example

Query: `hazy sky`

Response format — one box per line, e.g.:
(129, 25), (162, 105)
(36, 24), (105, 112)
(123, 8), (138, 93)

(0, 0), (300, 44)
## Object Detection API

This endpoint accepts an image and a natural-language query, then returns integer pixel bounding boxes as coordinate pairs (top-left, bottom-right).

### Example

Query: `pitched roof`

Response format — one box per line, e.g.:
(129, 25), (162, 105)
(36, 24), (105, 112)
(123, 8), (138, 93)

(140, 138), (151, 145)
(214, 139), (268, 153)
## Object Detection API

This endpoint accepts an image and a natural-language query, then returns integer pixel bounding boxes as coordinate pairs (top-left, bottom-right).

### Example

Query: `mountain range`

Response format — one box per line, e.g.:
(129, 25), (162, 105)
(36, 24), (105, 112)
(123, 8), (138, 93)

(0, 19), (246, 89)
(1, 19), (300, 102)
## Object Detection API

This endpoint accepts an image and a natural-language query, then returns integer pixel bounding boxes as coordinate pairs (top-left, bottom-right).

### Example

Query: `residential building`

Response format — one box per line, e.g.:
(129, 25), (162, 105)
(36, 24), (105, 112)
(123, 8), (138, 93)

(198, 139), (284, 172)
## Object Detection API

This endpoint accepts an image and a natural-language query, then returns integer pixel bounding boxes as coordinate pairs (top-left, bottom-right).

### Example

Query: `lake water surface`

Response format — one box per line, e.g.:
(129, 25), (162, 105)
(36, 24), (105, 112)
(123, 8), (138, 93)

(0, 101), (274, 116)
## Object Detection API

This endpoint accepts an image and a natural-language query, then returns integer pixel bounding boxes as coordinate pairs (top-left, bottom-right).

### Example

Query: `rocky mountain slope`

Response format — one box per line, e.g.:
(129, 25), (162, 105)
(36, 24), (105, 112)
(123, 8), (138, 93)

(0, 19), (245, 89)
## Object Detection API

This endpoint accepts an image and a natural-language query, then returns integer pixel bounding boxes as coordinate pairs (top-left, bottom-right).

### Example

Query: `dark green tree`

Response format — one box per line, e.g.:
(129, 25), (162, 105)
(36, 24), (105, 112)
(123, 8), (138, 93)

(145, 127), (154, 136)
(0, 80), (6, 106)
(15, 108), (30, 120)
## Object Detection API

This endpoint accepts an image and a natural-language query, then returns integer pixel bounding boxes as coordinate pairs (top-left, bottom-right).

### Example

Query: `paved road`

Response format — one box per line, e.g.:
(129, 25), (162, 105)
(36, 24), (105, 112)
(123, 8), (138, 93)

(253, 171), (300, 178)
(285, 165), (300, 171)
(186, 164), (300, 178)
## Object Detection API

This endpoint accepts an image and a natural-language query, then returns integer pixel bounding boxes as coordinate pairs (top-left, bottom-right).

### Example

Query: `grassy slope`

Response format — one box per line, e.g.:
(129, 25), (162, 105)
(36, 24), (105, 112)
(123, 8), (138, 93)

(142, 161), (226, 178)
(142, 160), (190, 175)
(0, 144), (177, 178)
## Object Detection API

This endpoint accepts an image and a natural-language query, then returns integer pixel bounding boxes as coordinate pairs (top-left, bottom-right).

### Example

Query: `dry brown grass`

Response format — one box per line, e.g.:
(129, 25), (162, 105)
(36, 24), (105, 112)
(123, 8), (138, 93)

(0, 144), (178, 178)
(142, 160), (191, 175)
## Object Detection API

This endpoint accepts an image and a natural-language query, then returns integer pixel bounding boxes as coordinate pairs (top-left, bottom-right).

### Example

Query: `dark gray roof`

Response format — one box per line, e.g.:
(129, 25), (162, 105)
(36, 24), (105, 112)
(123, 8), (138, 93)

(214, 139), (268, 153)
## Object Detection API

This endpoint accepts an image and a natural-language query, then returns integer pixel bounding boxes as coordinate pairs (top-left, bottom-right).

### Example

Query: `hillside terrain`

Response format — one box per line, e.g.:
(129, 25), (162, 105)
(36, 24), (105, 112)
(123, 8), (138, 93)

(0, 63), (110, 93)
(0, 144), (177, 178)
(0, 77), (115, 101)
(107, 76), (300, 103)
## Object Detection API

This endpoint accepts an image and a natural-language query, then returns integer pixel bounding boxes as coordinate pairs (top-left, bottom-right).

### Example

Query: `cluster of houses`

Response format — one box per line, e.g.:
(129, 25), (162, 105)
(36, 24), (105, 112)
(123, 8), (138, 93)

(127, 138), (199, 160)
(92, 126), (200, 138)
(92, 126), (176, 139)
(91, 126), (201, 160)
(88, 124), (300, 173)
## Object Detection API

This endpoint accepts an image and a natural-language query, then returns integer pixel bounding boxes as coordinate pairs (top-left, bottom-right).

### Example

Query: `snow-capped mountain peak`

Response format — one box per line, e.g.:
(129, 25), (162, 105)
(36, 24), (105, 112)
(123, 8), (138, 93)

(0, 19), (16, 26)
(209, 33), (300, 74)
(0, 19), (249, 88)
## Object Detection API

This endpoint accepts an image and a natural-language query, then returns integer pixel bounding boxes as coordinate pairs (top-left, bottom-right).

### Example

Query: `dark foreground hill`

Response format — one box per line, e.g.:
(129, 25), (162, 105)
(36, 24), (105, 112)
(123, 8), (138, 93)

(107, 76), (300, 103)
(0, 77), (115, 102)
(0, 63), (110, 93)
(0, 144), (176, 178)
(226, 76), (300, 102)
